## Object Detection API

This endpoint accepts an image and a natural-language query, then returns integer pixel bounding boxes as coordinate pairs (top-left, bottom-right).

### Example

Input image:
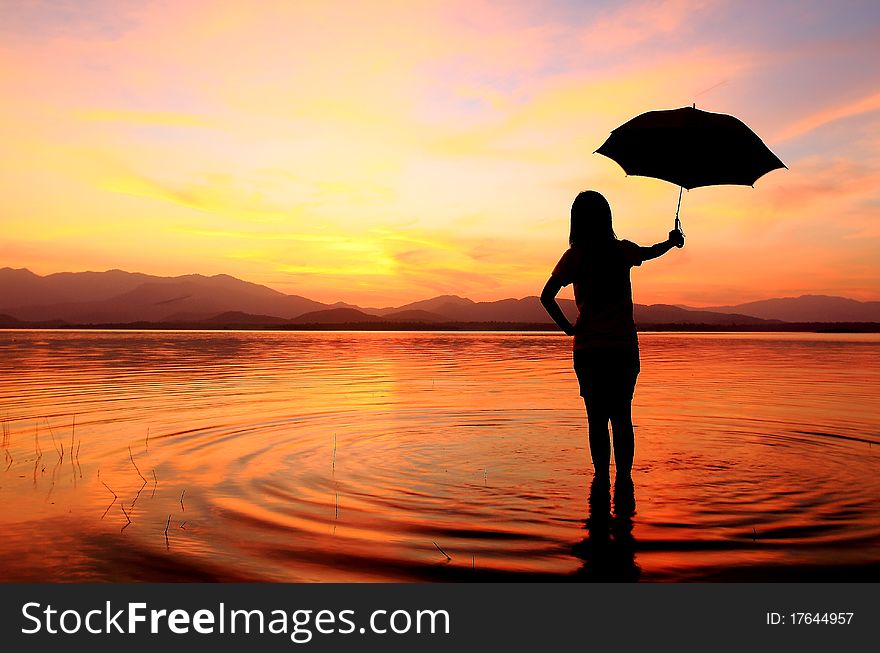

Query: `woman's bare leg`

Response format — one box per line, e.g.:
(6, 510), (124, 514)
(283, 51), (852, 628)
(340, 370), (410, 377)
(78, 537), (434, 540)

(584, 397), (611, 477)
(609, 398), (635, 480)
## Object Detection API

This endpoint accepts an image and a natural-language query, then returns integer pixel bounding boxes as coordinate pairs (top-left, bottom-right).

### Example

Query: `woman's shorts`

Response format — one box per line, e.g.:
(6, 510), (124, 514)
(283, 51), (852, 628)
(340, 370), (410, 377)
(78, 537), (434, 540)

(573, 344), (640, 403)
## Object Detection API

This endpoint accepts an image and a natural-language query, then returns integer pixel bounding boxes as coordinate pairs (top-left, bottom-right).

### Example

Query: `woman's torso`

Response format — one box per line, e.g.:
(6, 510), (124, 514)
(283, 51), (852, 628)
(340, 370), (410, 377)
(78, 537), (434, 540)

(555, 240), (641, 351)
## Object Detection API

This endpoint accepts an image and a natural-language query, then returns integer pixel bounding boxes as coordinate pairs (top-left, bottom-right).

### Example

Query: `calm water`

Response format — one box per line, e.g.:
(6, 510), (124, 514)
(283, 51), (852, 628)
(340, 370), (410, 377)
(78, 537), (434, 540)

(1, 330), (878, 582)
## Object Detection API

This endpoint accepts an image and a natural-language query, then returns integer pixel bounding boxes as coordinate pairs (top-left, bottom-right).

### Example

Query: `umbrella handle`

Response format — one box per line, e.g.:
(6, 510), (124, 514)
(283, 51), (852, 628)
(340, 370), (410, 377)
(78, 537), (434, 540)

(673, 186), (685, 247)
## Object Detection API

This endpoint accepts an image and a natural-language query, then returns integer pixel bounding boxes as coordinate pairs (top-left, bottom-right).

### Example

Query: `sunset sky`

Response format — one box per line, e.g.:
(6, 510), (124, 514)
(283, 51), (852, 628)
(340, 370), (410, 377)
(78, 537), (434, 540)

(2, 0), (879, 307)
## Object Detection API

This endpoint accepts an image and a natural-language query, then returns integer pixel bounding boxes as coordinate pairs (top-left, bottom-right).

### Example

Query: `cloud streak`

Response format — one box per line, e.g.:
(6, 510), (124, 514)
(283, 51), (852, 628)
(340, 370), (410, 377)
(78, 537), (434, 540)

(774, 90), (880, 142)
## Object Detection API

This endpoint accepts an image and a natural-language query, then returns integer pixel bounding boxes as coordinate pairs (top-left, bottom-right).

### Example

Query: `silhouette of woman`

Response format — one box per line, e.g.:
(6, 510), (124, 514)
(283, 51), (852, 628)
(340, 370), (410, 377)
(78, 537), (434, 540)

(541, 190), (684, 480)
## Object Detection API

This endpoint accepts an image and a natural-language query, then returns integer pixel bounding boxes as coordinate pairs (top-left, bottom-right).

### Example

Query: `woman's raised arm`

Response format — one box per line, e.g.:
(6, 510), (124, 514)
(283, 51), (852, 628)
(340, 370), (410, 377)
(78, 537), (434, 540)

(638, 229), (685, 262)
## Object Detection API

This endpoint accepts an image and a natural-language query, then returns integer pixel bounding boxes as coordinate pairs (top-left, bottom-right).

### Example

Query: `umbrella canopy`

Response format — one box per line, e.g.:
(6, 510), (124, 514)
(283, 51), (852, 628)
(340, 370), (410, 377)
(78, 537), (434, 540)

(595, 106), (785, 190)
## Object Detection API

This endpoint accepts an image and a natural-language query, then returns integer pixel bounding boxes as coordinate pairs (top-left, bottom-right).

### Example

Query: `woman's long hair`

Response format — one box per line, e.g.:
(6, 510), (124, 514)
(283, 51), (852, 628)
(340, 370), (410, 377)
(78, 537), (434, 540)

(569, 190), (617, 247)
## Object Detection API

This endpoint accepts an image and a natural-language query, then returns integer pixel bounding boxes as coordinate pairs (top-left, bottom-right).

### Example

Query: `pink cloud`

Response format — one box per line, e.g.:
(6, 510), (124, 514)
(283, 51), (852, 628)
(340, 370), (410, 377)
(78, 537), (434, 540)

(774, 90), (880, 142)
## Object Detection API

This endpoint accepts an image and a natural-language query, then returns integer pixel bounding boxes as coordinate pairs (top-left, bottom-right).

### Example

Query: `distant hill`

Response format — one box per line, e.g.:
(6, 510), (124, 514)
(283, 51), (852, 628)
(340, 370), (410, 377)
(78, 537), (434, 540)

(291, 308), (384, 324)
(290, 307), (453, 325)
(382, 309), (450, 323)
(194, 308), (452, 327)
(0, 313), (68, 328)
(0, 268), (337, 323)
(634, 304), (777, 326)
(0, 268), (155, 307)
(373, 294), (579, 323)
(370, 294), (476, 316)
(372, 296), (771, 326)
(1, 268), (876, 328)
(686, 295), (880, 323)
(199, 311), (292, 327)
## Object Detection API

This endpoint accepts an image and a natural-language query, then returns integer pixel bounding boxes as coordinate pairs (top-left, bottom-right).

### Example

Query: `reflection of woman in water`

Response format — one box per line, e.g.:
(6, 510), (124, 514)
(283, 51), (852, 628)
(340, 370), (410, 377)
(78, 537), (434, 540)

(541, 190), (684, 481)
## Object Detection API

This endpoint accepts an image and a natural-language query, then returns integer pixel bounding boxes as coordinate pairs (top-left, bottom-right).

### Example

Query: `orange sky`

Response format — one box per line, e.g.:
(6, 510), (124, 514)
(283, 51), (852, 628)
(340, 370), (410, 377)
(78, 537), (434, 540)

(1, 0), (879, 306)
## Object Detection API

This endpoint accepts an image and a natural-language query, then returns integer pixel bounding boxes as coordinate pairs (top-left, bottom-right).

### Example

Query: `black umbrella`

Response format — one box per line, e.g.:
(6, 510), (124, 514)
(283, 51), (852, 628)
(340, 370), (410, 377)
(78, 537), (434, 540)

(595, 105), (786, 242)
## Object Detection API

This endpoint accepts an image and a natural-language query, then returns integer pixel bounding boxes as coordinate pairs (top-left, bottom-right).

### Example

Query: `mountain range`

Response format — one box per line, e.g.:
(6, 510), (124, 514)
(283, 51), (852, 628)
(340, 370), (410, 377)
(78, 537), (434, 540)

(1, 267), (878, 328)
